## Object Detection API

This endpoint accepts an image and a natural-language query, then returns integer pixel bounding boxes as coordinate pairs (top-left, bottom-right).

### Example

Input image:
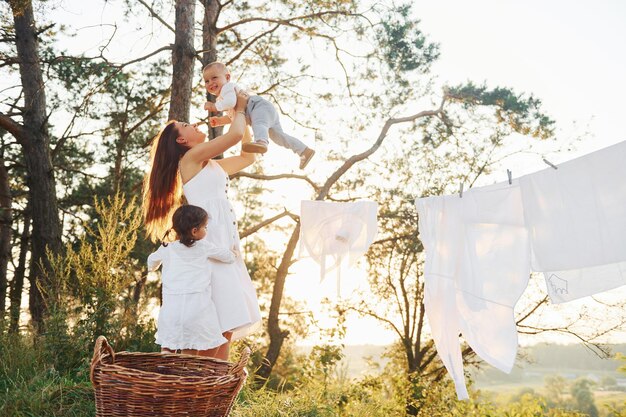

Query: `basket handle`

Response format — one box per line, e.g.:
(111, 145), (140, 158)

(230, 347), (251, 375)
(90, 336), (115, 386)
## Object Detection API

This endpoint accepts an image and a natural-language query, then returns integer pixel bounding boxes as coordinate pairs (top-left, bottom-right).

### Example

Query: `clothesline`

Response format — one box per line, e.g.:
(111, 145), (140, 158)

(415, 139), (626, 400)
(457, 156), (559, 199)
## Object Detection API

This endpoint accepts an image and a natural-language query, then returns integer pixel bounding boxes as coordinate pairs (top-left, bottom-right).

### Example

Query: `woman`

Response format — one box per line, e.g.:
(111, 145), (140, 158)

(143, 91), (261, 359)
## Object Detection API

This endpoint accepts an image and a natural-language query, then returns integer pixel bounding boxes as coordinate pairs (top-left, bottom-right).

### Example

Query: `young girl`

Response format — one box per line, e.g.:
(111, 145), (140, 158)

(148, 205), (237, 356)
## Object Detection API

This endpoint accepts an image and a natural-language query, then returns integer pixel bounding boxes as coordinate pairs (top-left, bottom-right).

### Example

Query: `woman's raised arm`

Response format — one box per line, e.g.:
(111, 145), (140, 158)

(183, 91), (249, 165)
(217, 126), (256, 175)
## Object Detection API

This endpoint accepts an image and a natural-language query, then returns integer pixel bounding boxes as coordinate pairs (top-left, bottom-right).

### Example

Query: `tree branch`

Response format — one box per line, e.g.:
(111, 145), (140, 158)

(239, 210), (298, 239)
(347, 304), (403, 339)
(218, 11), (359, 33)
(232, 171), (319, 191)
(137, 0), (175, 33)
(124, 94), (169, 138)
(516, 295), (548, 325)
(224, 24), (280, 66)
(114, 45), (173, 69)
(0, 114), (25, 145)
(317, 99), (446, 200)
(516, 324), (611, 357)
(372, 233), (418, 246)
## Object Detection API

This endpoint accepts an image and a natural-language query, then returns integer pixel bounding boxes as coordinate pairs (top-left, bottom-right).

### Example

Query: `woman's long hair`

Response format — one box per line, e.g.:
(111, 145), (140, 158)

(142, 121), (189, 242)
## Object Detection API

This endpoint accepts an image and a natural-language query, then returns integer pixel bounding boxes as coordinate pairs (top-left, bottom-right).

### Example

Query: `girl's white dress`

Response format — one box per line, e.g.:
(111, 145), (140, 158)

(148, 240), (235, 350)
(183, 160), (262, 340)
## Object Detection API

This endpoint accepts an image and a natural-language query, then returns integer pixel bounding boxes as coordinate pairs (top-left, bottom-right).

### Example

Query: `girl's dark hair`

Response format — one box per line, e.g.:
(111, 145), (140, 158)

(171, 205), (208, 247)
(142, 121), (190, 242)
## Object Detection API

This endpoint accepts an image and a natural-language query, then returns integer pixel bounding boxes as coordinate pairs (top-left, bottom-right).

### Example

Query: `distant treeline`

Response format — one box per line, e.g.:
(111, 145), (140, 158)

(471, 343), (626, 385)
(520, 343), (626, 372)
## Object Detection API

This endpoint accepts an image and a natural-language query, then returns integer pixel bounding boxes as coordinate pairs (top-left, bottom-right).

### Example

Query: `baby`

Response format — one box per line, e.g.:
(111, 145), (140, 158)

(203, 62), (315, 169)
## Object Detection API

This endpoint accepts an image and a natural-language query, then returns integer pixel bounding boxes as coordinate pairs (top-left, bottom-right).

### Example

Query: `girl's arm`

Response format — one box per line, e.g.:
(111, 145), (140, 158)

(203, 241), (236, 263)
(216, 126), (256, 175)
(182, 91), (249, 166)
(147, 245), (166, 271)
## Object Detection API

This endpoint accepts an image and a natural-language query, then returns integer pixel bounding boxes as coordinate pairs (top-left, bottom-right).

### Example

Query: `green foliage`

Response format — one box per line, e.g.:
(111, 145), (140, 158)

(446, 82), (556, 139)
(0, 194), (156, 415)
(544, 374), (569, 408)
(497, 393), (586, 417)
(306, 344), (344, 393)
(41, 194), (157, 373)
(0, 329), (95, 417)
(377, 4), (440, 74)
(233, 369), (402, 416)
(570, 378), (599, 417)
(0, 326), (596, 417)
(604, 358), (626, 417)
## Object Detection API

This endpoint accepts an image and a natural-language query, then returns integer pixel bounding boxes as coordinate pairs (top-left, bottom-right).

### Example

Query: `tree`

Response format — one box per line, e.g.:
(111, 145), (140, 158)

(0, 153), (10, 313)
(545, 374), (569, 409)
(570, 378), (598, 417)
(1, 0), (62, 330)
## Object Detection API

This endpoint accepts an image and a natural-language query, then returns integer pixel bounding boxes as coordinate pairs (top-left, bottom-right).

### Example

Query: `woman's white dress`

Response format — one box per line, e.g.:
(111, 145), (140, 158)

(183, 160), (262, 340)
(147, 240), (235, 350)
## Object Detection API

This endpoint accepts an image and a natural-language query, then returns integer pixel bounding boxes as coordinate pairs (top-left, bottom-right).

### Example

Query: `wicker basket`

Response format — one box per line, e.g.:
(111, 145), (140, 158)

(90, 336), (249, 416)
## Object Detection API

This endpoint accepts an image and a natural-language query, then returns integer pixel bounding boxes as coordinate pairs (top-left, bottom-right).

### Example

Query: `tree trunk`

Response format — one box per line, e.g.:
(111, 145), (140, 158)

(113, 132), (127, 194)
(132, 274), (147, 305)
(168, 0), (196, 122)
(255, 223), (300, 383)
(0, 156), (11, 313)
(201, 0), (219, 65)
(9, 207), (30, 333)
(202, 0), (224, 154)
(11, 0), (62, 331)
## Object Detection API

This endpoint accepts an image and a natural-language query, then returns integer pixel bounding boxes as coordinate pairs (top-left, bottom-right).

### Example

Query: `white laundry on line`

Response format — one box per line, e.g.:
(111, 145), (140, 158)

(416, 182), (530, 400)
(416, 139), (626, 400)
(299, 200), (378, 295)
(519, 140), (626, 303)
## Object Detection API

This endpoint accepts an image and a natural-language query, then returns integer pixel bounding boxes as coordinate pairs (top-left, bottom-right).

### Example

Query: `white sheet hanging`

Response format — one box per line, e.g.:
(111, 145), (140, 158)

(416, 182), (530, 400)
(300, 200), (378, 293)
(520, 140), (626, 303)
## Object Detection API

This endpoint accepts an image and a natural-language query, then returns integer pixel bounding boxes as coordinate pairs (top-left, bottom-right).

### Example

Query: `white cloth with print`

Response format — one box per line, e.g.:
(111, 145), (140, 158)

(148, 240), (235, 350)
(300, 201), (378, 292)
(519, 140), (626, 303)
(416, 182), (530, 400)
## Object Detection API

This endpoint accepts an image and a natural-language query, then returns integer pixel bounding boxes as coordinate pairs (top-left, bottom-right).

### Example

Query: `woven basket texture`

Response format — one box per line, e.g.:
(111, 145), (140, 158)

(90, 336), (249, 417)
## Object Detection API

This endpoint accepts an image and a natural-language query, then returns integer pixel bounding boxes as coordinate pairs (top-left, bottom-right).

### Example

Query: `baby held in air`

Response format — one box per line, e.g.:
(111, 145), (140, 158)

(203, 61), (315, 170)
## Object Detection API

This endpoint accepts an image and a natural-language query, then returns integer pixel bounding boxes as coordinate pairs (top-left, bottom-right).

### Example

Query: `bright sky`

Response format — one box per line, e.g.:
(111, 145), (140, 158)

(8, 1), (626, 348)
(417, 0), (626, 164)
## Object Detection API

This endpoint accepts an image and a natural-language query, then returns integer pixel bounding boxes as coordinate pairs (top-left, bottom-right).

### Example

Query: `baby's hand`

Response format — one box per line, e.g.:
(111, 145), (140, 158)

(204, 101), (217, 112)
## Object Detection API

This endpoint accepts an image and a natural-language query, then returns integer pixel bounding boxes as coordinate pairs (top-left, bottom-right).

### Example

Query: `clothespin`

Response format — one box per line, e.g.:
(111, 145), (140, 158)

(507, 169), (512, 185)
(542, 158), (558, 170)
(459, 183), (464, 198)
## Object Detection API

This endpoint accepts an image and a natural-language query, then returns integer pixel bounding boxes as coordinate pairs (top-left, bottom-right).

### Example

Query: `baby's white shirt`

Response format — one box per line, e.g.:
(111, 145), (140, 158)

(215, 82), (239, 119)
